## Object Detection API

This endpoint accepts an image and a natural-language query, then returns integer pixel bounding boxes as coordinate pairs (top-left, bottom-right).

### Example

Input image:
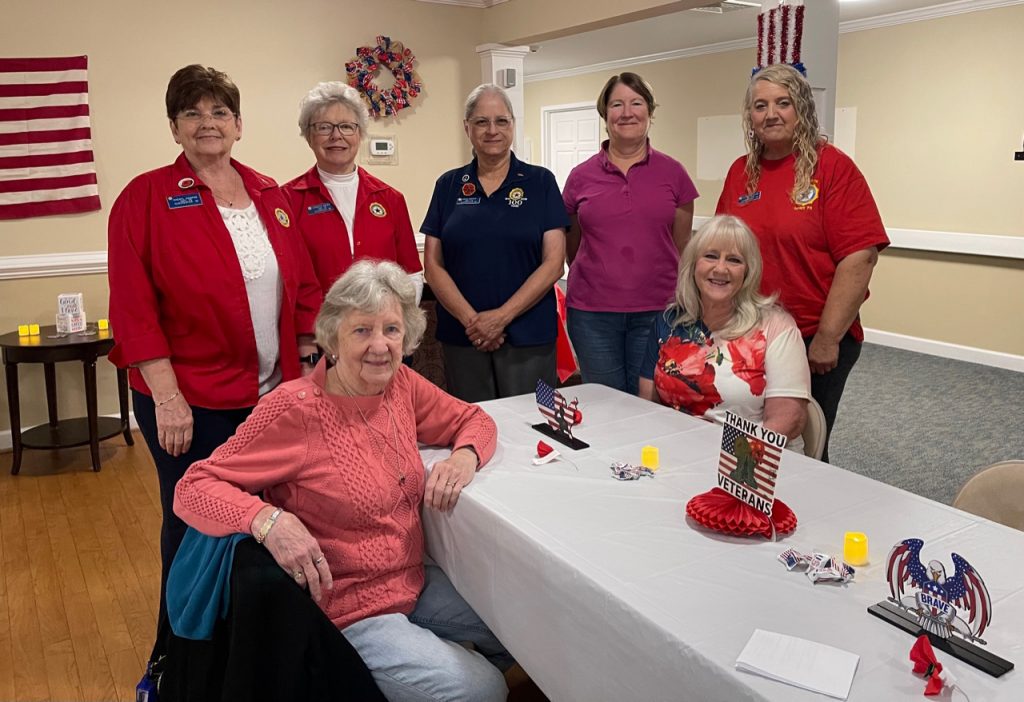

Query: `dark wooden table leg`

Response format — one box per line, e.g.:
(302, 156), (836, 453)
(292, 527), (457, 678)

(83, 356), (101, 471)
(116, 366), (134, 445)
(5, 360), (22, 475)
(44, 361), (59, 427)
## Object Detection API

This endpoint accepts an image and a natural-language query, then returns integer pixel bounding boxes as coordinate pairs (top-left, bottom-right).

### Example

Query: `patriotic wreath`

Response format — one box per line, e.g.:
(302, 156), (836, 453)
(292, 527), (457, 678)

(345, 36), (422, 118)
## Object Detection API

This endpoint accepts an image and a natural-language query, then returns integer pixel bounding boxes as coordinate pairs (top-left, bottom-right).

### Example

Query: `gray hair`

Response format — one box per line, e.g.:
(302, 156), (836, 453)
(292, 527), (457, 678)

(672, 215), (778, 340)
(315, 260), (426, 357)
(464, 83), (514, 120)
(297, 81), (370, 139)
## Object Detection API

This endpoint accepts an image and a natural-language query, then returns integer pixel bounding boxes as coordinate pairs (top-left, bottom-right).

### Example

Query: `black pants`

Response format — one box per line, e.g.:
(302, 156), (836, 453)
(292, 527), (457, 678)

(803, 332), (862, 463)
(133, 390), (253, 660)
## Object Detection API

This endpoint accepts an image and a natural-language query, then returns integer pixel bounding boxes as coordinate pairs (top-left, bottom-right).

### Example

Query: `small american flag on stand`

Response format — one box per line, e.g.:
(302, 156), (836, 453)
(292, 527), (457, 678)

(535, 379), (579, 434)
(0, 56), (100, 220)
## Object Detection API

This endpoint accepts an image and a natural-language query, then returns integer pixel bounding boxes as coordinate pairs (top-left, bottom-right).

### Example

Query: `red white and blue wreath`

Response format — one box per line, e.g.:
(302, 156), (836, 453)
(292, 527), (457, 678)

(345, 36), (422, 118)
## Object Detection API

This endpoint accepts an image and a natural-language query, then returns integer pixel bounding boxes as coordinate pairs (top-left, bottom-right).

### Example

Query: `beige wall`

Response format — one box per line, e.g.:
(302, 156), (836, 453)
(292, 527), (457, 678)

(524, 4), (1024, 355)
(0, 0), (483, 435)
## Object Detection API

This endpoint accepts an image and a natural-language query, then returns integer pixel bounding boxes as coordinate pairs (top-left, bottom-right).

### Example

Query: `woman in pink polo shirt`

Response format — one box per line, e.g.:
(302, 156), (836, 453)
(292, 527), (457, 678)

(563, 72), (699, 394)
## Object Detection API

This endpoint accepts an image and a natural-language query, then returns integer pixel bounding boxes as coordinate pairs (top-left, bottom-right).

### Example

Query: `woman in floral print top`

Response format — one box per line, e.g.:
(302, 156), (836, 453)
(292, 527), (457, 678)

(638, 216), (811, 453)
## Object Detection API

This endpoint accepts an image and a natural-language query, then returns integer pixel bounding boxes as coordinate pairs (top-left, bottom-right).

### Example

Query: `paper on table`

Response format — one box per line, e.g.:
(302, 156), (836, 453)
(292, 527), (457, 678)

(736, 629), (859, 700)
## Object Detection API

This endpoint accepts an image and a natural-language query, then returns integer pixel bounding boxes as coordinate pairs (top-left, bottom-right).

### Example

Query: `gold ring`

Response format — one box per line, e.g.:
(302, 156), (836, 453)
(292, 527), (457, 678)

(293, 570), (304, 580)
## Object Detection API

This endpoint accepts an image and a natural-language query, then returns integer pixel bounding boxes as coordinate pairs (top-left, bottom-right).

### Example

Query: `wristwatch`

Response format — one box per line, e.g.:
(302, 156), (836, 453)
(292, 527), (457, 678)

(299, 351), (322, 366)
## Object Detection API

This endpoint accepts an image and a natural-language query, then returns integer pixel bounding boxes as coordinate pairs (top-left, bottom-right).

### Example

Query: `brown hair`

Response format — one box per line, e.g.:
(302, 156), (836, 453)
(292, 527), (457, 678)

(165, 64), (240, 120)
(596, 72), (657, 120)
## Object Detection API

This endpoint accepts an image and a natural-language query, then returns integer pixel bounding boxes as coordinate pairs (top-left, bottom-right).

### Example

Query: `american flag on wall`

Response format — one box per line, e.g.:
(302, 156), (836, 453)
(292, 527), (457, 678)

(718, 420), (782, 508)
(0, 56), (100, 220)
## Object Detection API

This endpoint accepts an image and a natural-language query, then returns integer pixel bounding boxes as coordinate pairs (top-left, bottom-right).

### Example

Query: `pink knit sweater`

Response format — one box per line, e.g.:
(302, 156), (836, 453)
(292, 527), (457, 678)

(173, 361), (497, 630)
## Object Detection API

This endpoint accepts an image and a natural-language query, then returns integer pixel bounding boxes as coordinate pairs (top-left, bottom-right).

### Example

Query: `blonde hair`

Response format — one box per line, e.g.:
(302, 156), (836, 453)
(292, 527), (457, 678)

(671, 215), (777, 340)
(315, 260), (425, 357)
(741, 64), (825, 202)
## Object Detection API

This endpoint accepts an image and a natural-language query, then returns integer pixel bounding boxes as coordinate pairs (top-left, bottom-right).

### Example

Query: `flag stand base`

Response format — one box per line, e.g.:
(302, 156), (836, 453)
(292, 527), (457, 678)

(867, 601), (1013, 677)
(532, 423), (589, 450)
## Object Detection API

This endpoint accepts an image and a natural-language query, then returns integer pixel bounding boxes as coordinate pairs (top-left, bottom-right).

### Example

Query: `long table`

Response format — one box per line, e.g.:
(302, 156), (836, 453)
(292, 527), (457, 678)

(421, 384), (1023, 701)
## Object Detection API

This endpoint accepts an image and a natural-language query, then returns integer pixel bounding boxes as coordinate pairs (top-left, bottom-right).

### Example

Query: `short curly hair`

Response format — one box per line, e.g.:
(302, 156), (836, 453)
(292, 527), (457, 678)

(297, 81), (370, 140)
(315, 260), (426, 358)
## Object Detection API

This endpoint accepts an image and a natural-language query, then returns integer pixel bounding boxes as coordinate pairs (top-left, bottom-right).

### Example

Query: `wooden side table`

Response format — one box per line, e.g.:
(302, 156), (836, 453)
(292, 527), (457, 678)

(1, 324), (133, 474)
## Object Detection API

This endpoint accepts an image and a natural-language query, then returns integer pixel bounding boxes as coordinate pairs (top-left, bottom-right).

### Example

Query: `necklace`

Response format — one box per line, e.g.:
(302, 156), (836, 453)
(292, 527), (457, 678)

(333, 366), (406, 485)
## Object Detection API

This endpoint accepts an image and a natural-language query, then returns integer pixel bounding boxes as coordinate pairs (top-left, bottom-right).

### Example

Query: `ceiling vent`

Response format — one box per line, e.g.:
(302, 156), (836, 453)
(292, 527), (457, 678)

(689, 0), (761, 14)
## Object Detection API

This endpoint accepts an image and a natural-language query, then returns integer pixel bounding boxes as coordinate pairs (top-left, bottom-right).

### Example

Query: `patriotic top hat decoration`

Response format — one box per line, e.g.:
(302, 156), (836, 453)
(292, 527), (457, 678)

(756, 0), (806, 76)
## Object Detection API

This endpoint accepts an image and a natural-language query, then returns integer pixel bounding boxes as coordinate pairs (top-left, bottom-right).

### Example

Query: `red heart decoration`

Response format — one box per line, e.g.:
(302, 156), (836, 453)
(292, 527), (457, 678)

(537, 441), (554, 457)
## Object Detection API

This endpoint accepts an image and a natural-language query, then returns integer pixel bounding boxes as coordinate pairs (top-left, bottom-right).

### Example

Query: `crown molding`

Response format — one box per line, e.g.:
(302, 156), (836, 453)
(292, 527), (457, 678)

(839, 0), (1024, 34)
(414, 0), (509, 8)
(0, 251), (108, 281)
(526, 0), (1024, 83)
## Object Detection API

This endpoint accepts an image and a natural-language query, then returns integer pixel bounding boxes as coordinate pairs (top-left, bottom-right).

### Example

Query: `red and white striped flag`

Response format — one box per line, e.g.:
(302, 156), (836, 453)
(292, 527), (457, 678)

(0, 56), (100, 220)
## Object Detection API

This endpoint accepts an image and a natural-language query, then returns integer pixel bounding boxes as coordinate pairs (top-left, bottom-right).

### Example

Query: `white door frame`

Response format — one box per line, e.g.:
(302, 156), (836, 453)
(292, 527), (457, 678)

(539, 101), (601, 172)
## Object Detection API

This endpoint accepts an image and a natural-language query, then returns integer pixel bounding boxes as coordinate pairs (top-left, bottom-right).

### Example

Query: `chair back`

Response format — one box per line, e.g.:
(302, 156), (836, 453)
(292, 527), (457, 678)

(953, 460), (1024, 531)
(801, 397), (827, 461)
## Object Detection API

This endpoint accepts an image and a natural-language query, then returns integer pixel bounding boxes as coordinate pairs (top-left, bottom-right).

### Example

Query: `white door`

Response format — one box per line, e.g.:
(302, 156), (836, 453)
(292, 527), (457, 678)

(543, 104), (601, 190)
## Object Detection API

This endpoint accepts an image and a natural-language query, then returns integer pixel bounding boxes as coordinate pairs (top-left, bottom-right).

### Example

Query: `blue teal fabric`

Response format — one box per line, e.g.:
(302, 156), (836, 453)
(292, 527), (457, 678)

(167, 528), (250, 640)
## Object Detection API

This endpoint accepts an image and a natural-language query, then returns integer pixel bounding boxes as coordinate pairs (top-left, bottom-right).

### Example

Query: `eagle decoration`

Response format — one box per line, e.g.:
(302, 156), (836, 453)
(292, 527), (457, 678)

(886, 538), (992, 645)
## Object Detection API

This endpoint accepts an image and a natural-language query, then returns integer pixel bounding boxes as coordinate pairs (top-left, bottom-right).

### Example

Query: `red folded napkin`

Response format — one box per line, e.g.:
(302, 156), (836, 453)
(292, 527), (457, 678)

(686, 488), (796, 537)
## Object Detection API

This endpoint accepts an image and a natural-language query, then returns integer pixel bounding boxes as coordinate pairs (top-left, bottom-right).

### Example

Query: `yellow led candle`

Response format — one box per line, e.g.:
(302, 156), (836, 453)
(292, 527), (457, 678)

(29, 323), (40, 335)
(844, 532), (869, 566)
(98, 318), (109, 330)
(18, 324), (30, 336)
(640, 445), (660, 471)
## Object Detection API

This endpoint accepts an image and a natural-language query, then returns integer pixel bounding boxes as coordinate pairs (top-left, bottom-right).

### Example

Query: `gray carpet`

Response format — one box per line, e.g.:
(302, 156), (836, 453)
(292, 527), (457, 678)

(828, 343), (1024, 505)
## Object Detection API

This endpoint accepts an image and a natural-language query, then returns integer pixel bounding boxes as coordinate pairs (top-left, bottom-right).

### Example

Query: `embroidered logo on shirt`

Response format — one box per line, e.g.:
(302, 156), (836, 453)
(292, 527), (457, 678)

(461, 183), (476, 197)
(506, 187), (527, 208)
(177, 177), (195, 189)
(738, 191), (762, 206)
(307, 202), (335, 215)
(167, 193), (202, 209)
(275, 208), (291, 227)
(369, 202), (387, 218)
(793, 181), (819, 209)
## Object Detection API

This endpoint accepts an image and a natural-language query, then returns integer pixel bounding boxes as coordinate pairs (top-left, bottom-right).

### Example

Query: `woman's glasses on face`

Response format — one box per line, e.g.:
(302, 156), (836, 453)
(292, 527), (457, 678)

(177, 108), (236, 123)
(468, 117), (513, 130)
(310, 121), (360, 137)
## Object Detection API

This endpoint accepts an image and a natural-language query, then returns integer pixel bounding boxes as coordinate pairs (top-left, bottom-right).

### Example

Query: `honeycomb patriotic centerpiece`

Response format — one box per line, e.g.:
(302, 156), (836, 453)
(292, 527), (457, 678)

(755, 0), (806, 75)
(686, 410), (796, 538)
(345, 36), (422, 118)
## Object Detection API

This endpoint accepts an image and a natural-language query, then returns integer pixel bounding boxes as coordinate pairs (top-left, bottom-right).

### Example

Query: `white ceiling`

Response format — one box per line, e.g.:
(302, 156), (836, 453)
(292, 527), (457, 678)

(523, 0), (999, 78)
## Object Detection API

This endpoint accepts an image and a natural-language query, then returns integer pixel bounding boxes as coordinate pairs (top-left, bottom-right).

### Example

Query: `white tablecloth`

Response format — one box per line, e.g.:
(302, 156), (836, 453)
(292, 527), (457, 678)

(421, 384), (1023, 701)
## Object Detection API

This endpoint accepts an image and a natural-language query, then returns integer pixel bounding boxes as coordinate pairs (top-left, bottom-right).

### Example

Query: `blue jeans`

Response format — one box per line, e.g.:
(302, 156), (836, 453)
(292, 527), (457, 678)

(567, 309), (660, 395)
(342, 563), (511, 702)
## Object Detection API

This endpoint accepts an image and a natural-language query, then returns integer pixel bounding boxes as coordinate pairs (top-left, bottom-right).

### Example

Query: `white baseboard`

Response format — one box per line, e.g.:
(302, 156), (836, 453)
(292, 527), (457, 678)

(0, 411), (138, 452)
(863, 328), (1024, 372)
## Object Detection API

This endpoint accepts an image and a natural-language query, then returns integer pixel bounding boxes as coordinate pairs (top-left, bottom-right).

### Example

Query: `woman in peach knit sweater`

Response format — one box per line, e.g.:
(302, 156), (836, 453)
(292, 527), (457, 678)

(174, 260), (510, 702)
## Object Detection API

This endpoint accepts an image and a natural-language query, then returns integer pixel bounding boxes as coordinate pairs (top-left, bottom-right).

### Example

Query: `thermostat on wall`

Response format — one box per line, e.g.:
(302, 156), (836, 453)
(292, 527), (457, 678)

(365, 135), (397, 166)
(370, 137), (395, 156)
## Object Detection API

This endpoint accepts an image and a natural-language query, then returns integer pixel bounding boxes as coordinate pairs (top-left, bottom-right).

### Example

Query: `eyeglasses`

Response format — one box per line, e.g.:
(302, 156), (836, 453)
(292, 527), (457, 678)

(310, 121), (359, 137)
(177, 108), (236, 123)
(467, 117), (513, 130)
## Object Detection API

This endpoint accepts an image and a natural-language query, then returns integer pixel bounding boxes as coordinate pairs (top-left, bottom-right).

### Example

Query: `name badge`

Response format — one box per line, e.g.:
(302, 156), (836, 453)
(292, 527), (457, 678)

(167, 193), (203, 209)
(307, 202), (335, 215)
(456, 197), (481, 206)
(738, 191), (761, 206)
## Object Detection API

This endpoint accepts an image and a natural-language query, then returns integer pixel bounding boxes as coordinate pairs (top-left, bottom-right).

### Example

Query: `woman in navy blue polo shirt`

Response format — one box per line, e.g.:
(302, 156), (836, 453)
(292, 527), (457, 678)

(422, 84), (567, 402)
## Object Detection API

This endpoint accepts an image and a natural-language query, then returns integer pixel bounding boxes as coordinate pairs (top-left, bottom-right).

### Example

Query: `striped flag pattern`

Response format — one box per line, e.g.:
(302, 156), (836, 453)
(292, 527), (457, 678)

(0, 56), (100, 220)
(718, 422), (781, 505)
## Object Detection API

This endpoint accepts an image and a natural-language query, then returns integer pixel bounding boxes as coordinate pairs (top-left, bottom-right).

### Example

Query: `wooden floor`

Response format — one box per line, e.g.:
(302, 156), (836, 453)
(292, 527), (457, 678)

(0, 432), (160, 702)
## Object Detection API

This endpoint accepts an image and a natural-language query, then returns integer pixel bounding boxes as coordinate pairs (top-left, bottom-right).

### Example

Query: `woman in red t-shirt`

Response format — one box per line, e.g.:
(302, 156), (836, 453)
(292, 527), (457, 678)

(716, 64), (889, 461)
